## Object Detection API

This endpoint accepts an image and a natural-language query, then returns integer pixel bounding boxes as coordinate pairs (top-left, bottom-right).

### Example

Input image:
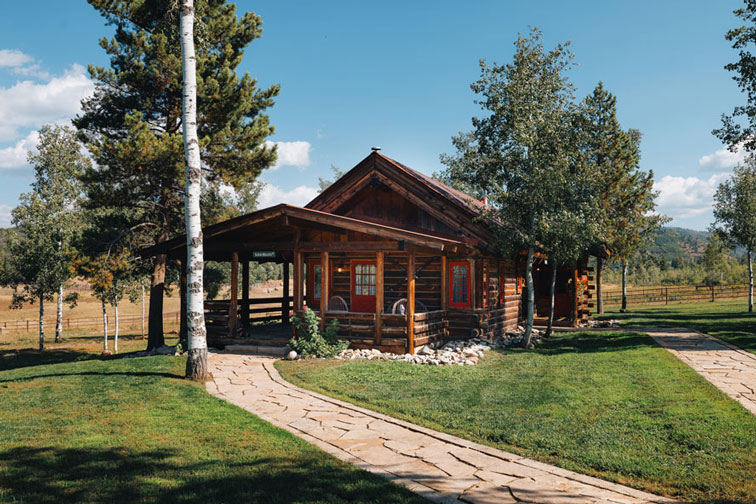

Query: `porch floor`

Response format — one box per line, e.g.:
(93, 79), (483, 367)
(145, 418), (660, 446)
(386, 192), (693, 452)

(210, 323), (292, 348)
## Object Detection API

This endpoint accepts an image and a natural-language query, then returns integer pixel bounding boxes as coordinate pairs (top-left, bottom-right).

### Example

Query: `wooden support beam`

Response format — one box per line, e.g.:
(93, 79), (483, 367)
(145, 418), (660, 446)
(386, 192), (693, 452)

(282, 261), (290, 324)
(572, 263), (579, 327)
(470, 258), (477, 309)
(407, 252), (415, 355)
(229, 251), (239, 337)
(320, 251), (329, 331)
(293, 250), (303, 311)
(241, 260), (249, 329)
(375, 251), (384, 345)
(441, 255), (447, 311)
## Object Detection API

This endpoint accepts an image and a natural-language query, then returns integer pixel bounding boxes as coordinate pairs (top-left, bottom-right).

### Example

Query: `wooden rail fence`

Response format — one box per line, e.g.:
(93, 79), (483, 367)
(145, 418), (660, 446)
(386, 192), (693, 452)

(0, 311), (180, 334)
(602, 284), (750, 306)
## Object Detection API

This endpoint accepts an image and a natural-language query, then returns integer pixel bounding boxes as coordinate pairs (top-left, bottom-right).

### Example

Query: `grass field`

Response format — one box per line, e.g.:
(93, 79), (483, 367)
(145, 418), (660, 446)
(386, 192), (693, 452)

(0, 342), (424, 503)
(277, 331), (756, 504)
(601, 299), (756, 354)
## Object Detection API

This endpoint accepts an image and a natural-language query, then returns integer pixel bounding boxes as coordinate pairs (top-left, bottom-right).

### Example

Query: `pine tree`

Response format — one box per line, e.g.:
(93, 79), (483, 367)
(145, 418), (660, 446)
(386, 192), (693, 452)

(75, 0), (279, 350)
(578, 83), (666, 312)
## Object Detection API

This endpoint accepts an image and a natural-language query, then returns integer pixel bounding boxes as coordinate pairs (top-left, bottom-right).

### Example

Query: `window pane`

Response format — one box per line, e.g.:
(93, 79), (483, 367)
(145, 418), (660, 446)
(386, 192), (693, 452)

(314, 265), (322, 299)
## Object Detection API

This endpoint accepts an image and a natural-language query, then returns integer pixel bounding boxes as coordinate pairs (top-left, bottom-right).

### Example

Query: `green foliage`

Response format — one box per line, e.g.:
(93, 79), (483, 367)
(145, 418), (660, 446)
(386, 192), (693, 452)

(712, 160), (756, 255)
(289, 308), (348, 358)
(75, 0), (278, 257)
(577, 83), (667, 265)
(317, 165), (345, 193)
(714, 1), (756, 152)
(0, 125), (88, 310)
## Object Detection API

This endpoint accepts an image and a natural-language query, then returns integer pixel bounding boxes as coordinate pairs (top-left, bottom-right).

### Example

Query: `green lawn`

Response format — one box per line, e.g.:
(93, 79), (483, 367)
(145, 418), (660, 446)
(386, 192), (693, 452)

(601, 299), (756, 354)
(277, 331), (756, 504)
(0, 351), (425, 504)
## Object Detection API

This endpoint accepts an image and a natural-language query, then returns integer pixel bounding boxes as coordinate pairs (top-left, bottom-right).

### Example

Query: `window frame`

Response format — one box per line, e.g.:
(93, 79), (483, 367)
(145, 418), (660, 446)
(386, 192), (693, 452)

(448, 260), (471, 308)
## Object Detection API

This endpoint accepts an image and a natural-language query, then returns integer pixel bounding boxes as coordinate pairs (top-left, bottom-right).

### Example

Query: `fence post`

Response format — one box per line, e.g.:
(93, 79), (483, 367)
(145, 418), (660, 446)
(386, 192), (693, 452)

(26, 320), (29, 332)
(711, 285), (715, 302)
(665, 287), (668, 305)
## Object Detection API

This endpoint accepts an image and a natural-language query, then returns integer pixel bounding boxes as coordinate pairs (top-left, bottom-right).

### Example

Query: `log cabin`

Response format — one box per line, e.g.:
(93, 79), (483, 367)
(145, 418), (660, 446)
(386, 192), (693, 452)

(142, 150), (595, 353)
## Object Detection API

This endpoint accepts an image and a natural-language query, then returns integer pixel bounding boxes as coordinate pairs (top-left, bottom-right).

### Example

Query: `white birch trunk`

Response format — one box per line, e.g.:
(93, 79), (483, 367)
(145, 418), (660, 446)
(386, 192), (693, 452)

(102, 298), (109, 352)
(621, 260), (628, 312)
(141, 283), (145, 339)
(55, 284), (63, 343)
(114, 295), (119, 354)
(748, 249), (753, 313)
(546, 262), (557, 338)
(38, 294), (44, 351)
(522, 245), (535, 348)
(181, 0), (208, 380)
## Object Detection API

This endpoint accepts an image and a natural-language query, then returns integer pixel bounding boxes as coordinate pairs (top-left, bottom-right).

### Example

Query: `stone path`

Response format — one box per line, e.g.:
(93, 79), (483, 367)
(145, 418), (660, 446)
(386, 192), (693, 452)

(206, 352), (677, 504)
(644, 328), (756, 415)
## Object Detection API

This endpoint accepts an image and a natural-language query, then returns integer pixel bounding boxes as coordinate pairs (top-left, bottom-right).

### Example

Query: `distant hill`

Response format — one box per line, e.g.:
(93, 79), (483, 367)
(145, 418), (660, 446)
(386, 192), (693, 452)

(648, 227), (711, 264)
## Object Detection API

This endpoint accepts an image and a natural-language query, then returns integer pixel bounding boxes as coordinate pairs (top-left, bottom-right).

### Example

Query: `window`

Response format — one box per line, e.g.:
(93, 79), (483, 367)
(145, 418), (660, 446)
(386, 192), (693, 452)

(353, 263), (376, 296)
(449, 261), (471, 308)
(313, 265), (322, 300)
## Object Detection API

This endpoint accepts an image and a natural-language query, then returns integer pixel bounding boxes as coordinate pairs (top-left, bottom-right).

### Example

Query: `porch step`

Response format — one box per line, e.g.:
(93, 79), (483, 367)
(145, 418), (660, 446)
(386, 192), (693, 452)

(220, 344), (288, 357)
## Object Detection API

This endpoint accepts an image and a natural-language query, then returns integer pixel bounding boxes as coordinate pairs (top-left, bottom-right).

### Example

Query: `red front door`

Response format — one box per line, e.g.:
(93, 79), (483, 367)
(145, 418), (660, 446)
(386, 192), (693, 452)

(351, 261), (376, 313)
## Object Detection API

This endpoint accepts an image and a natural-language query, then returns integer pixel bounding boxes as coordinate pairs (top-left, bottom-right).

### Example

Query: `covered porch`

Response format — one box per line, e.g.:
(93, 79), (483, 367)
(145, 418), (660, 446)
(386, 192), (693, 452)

(149, 204), (473, 353)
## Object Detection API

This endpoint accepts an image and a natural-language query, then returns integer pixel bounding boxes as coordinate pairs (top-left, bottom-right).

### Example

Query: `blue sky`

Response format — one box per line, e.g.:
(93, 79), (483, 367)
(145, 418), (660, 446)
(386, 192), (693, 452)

(0, 0), (747, 230)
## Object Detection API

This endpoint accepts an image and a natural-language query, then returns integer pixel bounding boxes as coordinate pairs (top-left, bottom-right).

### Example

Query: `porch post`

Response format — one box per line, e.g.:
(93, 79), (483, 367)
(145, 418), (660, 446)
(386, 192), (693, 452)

(375, 251), (384, 345)
(293, 250), (303, 311)
(229, 251), (238, 337)
(241, 260), (249, 329)
(282, 260), (290, 324)
(440, 255), (447, 311)
(319, 251), (329, 331)
(572, 262), (579, 327)
(407, 252), (415, 354)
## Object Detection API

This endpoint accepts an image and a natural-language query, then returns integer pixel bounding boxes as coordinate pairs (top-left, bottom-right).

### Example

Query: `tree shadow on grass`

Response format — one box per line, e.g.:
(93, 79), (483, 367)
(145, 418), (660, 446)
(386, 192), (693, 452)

(0, 348), (97, 372)
(609, 308), (756, 353)
(532, 332), (660, 355)
(0, 445), (424, 504)
(0, 369), (183, 384)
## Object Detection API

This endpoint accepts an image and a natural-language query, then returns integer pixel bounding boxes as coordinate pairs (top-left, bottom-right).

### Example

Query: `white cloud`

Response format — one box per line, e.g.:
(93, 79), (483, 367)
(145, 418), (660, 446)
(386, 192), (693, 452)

(0, 49), (34, 69)
(654, 173), (731, 221)
(0, 130), (39, 169)
(0, 49), (50, 80)
(0, 204), (11, 227)
(0, 63), (94, 141)
(265, 140), (311, 169)
(258, 183), (319, 208)
(698, 145), (746, 171)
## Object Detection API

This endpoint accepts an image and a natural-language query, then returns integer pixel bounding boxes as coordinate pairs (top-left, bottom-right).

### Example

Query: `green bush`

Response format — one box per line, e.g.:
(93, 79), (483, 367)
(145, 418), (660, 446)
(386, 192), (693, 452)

(289, 308), (348, 358)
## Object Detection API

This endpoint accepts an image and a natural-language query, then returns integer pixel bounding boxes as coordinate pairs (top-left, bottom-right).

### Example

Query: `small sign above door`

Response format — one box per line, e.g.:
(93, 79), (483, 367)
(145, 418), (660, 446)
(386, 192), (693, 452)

(252, 251), (276, 259)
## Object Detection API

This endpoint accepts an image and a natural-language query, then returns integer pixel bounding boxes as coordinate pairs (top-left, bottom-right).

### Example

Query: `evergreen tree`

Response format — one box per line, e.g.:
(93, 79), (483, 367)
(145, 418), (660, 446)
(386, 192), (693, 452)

(712, 160), (756, 311)
(577, 84), (666, 312)
(0, 125), (88, 350)
(75, 0), (279, 350)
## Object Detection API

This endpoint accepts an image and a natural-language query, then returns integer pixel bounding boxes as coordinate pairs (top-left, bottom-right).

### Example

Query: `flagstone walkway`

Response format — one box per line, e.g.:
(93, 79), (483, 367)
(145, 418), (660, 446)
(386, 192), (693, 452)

(205, 352), (676, 504)
(643, 328), (756, 415)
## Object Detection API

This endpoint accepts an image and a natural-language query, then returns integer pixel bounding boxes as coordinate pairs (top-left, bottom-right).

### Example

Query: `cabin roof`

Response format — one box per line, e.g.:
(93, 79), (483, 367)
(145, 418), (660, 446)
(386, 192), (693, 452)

(306, 151), (486, 217)
(139, 203), (473, 260)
